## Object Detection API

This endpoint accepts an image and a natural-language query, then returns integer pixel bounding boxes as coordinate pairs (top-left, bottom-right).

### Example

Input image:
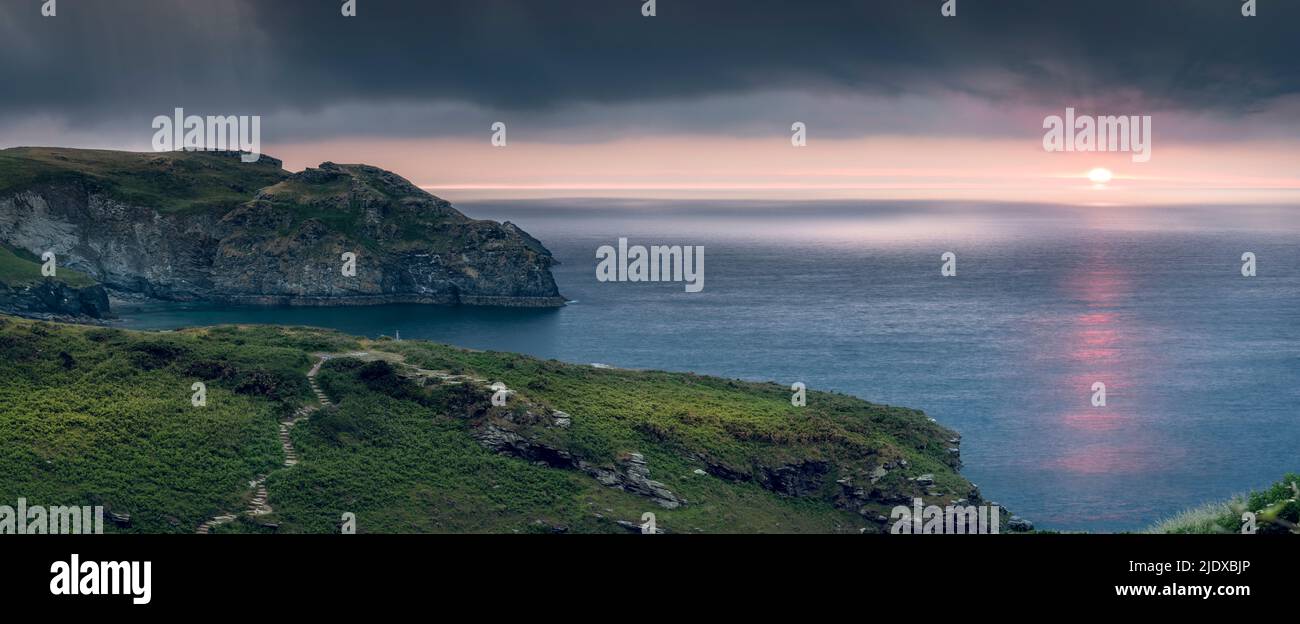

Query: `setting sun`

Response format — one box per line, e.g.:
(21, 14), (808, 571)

(1087, 167), (1114, 184)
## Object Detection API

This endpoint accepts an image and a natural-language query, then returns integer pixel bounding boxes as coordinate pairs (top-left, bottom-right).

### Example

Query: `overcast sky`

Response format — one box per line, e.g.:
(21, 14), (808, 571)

(2, 0), (1298, 203)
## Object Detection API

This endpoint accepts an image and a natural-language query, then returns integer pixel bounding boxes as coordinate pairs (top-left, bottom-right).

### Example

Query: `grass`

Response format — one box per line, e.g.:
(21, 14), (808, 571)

(0, 147), (285, 215)
(0, 319), (314, 532)
(0, 316), (972, 533)
(257, 356), (874, 534)
(374, 340), (971, 499)
(1149, 473), (1300, 534)
(0, 243), (97, 288)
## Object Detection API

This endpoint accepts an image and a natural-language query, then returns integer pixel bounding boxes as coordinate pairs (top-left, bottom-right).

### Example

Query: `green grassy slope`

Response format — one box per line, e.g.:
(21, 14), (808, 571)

(0, 316), (975, 533)
(0, 244), (97, 288)
(0, 319), (316, 531)
(0, 147), (286, 215)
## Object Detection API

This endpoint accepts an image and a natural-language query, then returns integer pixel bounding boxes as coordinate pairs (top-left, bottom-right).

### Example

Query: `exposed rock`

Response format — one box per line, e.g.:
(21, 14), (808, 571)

(691, 453), (833, 498)
(0, 148), (565, 308)
(0, 280), (109, 320)
(578, 453), (685, 509)
(1007, 516), (1034, 532)
(466, 387), (685, 509)
(472, 423), (576, 468)
(869, 465), (889, 483)
(689, 455), (749, 482)
(757, 460), (830, 497)
(615, 519), (664, 534)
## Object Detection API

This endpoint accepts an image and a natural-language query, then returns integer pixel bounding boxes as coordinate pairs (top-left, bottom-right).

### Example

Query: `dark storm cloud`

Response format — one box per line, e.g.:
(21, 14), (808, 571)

(0, 0), (1296, 138)
(248, 0), (1300, 112)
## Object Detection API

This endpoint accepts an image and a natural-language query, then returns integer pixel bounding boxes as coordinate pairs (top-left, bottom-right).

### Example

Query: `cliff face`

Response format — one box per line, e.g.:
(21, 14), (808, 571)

(0, 280), (110, 320)
(0, 148), (565, 307)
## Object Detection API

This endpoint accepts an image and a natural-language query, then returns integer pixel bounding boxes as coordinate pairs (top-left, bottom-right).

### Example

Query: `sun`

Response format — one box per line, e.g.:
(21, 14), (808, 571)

(1087, 167), (1114, 184)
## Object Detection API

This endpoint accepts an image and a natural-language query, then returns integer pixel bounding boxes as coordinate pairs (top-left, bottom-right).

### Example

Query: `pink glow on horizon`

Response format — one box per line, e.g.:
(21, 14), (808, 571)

(266, 135), (1300, 203)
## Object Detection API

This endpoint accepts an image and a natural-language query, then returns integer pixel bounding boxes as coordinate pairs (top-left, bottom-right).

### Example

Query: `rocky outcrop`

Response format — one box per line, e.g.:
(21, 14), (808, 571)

(466, 386), (685, 509)
(585, 453), (685, 510)
(474, 422), (580, 468)
(0, 148), (565, 308)
(758, 459), (831, 497)
(688, 434), (1017, 532)
(693, 453), (839, 499)
(0, 280), (109, 320)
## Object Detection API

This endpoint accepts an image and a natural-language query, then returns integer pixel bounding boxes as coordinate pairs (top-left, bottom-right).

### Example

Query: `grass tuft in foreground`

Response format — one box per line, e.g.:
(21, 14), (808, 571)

(1149, 473), (1300, 534)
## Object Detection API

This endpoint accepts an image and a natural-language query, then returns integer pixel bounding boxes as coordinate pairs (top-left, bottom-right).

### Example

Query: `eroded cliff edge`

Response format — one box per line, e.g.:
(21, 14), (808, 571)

(0, 147), (565, 310)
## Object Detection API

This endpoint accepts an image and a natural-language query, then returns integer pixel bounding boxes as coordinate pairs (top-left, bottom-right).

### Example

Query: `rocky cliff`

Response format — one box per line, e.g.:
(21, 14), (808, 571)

(0, 242), (109, 321)
(0, 147), (565, 308)
(0, 280), (110, 320)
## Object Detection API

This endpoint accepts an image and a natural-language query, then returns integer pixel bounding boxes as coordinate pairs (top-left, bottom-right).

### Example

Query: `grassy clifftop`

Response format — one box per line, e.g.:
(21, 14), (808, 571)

(0, 244), (96, 288)
(0, 147), (286, 215)
(0, 316), (979, 533)
(0, 244), (108, 320)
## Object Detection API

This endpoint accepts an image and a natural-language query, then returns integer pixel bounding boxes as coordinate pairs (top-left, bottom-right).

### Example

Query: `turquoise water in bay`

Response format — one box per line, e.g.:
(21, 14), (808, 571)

(114, 200), (1300, 532)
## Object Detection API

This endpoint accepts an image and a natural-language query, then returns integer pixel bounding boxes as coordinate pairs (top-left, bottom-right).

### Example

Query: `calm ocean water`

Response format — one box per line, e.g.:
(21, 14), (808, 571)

(115, 200), (1300, 532)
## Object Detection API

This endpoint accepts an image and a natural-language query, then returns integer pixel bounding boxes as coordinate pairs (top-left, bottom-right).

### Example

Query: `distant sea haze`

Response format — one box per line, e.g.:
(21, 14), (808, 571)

(117, 200), (1300, 532)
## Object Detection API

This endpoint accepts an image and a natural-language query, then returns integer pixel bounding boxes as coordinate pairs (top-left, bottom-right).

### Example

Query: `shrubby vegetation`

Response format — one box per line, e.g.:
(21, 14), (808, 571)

(4, 315), (1291, 534)
(0, 319), (311, 532)
(1150, 473), (1300, 534)
(1, 317), (925, 533)
(256, 351), (892, 534)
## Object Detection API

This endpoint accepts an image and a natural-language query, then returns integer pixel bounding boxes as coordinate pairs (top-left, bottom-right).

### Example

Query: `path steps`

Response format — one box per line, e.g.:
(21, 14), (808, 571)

(195, 355), (331, 534)
(195, 514), (236, 535)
